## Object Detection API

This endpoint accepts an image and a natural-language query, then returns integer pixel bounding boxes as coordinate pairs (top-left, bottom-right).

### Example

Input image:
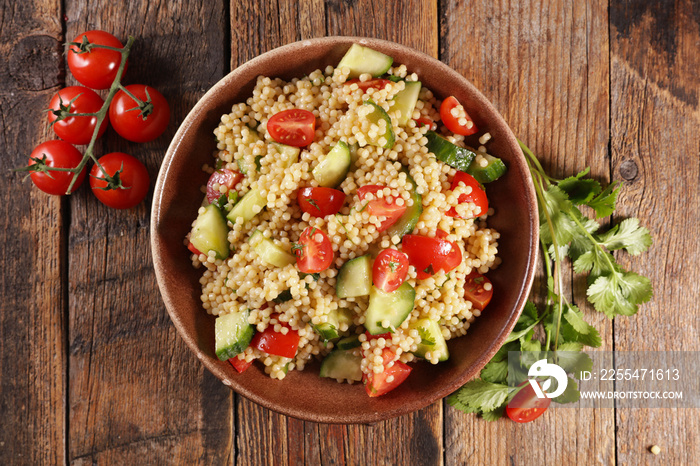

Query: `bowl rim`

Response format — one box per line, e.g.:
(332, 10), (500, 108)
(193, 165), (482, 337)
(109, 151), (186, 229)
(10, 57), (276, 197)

(151, 36), (538, 424)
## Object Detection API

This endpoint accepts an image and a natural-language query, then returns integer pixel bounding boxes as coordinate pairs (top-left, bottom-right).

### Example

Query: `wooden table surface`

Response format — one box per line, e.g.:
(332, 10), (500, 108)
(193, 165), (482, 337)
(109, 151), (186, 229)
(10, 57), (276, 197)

(1, 0), (698, 464)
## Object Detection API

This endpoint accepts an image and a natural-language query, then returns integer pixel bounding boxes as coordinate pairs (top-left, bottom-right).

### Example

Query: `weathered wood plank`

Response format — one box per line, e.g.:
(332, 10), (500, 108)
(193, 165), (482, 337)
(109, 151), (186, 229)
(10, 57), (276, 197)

(64, 1), (232, 464)
(231, 1), (442, 465)
(0, 1), (66, 464)
(610, 1), (700, 464)
(441, 1), (615, 464)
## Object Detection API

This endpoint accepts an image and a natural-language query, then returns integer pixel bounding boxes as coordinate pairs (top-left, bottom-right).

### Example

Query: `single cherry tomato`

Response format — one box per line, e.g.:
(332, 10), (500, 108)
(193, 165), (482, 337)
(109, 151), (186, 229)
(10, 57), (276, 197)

(401, 234), (463, 279)
(506, 381), (551, 423)
(250, 320), (300, 359)
(363, 349), (412, 397)
(344, 78), (392, 91)
(357, 185), (407, 232)
(373, 248), (409, 293)
(297, 187), (345, 217)
(229, 356), (253, 373)
(267, 109), (316, 147)
(464, 272), (493, 311)
(109, 84), (170, 143)
(67, 30), (126, 90)
(446, 171), (488, 218)
(293, 226), (334, 273)
(413, 117), (437, 131)
(89, 152), (149, 209)
(206, 169), (243, 204)
(27, 140), (87, 195)
(440, 96), (478, 136)
(48, 86), (108, 145)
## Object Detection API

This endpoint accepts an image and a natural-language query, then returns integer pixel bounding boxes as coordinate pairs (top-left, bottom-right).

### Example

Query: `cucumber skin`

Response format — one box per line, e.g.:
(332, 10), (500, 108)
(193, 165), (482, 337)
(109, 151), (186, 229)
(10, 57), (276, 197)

(410, 318), (449, 362)
(466, 154), (507, 183)
(336, 255), (373, 298)
(365, 282), (416, 335)
(385, 167), (422, 239)
(337, 335), (361, 350)
(215, 311), (255, 361)
(425, 131), (476, 172)
(363, 100), (395, 149)
(190, 204), (230, 260)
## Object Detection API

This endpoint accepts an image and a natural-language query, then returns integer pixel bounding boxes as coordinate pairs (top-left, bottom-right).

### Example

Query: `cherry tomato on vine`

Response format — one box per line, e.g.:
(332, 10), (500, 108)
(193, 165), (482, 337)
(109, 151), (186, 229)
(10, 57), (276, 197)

(67, 30), (126, 90)
(89, 152), (149, 209)
(267, 109), (316, 147)
(440, 96), (478, 136)
(373, 248), (409, 293)
(446, 171), (488, 218)
(48, 86), (108, 145)
(293, 226), (334, 273)
(297, 187), (345, 217)
(27, 140), (86, 195)
(506, 381), (551, 423)
(109, 85), (170, 143)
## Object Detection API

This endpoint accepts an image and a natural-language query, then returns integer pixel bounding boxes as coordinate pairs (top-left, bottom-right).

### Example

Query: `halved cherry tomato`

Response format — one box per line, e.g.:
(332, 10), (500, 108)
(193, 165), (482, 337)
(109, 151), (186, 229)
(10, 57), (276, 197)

(357, 185), (407, 232)
(267, 109), (315, 147)
(363, 349), (412, 397)
(229, 356), (253, 373)
(506, 381), (551, 423)
(364, 332), (392, 341)
(250, 320), (300, 359)
(446, 171), (488, 218)
(402, 234), (462, 279)
(48, 86), (108, 145)
(464, 272), (493, 311)
(293, 226), (334, 273)
(344, 78), (391, 91)
(187, 242), (203, 256)
(440, 96), (478, 136)
(373, 248), (409, 293)
(414, 117), (437, 131)
(206, 169), (243, 204)
(297, 187), (345, 217)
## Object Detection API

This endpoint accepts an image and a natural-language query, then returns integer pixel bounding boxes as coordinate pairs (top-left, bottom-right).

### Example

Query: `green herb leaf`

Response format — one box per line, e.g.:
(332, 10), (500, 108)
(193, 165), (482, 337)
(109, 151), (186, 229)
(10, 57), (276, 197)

(481, 405), (506, 421)
(597, 218), (652, 256)
(587, 271), (653, 318)
(480, 360), (508, 384)
(306, 198), (321, 211)
(558, 173), (601, 205)
(553, 377), (580, 404)
(449, 379), (510, 414)
(586, 181), (620, 218)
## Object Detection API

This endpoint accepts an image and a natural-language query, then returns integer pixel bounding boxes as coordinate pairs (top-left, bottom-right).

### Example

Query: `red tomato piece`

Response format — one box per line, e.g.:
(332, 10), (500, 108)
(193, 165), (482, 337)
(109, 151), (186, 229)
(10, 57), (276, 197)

(401, 234), (463, 279)
(293, 226), (334, 273)
(27, 140), (87, 195)
(413, 117), (437, 131)
(373, 248), (409, 293)
(357, 185), (407, 232)
(297, 187), (345, 217)
(363, 349), (412, 397)
(109, 84), (170, 143)
(439, 96), (478, 136)
(344, 78), (391, 91)
(364, 332), (393, 341)
(267, 109), (316, 147)
(89, 152), (150, 209)
(67, 30), (126, 90)
(48, 86), (108, 145)
(187, 242), (203, 256)
(229, 356), (253, 373)
(506, 381), (551, 423)
(464, 272), (493, 311)
(250, 322), (300, 359)
(446, 171), (488, 218)
(206, 169), (243, 204)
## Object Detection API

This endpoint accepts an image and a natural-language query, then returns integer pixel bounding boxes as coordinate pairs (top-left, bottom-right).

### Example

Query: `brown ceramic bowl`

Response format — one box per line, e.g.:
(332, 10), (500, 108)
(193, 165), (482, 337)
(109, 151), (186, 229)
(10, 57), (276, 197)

(151, 37), (537, 424)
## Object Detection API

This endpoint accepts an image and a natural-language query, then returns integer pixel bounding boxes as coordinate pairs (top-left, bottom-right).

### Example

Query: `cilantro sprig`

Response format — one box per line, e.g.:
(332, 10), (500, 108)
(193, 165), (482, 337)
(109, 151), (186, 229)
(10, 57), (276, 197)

(447, 141), (653, 420)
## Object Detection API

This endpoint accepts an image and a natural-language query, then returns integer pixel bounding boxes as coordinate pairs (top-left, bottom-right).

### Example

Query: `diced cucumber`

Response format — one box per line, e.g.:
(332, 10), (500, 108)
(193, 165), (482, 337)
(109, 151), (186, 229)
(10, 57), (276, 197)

(363, 100), (395, 149)
(314, 307), (354, 342)
(392, 81), (422, 126)
(312, 141), (351, 188)
(410, 318), (449, 362)
(348, 142), (360, 167)
(425, 131), (476, 172)
(319, 349), (363, 381)
(215, 309), (255, 361)
(364, 282), (416, 335)
(237, 156), (262, 175)
(336, 255), (372, 298)
(270, 142), (300, 168)
(226, 188), (266, 224)
(190, 204), (230, 259)
(337, 44), (393, 78)
(337, 335), (361, 350)
(249, 229), (296, 268)
(467, 152), (507, 183)
(385, 167), (422, 239)
(314, 322), (339, 342)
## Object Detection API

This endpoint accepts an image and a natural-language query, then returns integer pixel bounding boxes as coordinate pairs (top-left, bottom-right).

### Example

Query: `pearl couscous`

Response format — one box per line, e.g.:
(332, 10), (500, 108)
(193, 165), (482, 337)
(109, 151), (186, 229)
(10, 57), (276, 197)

(187, 45), (503, 395)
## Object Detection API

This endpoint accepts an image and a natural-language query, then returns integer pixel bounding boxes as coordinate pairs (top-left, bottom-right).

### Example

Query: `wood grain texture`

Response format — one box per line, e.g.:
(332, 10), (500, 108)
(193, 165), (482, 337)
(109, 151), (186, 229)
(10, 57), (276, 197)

(441, 0), (615, 464)
(64, 1), (232, 464)
(0, 1), (66, 464)
(610, 0), (699, 464)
